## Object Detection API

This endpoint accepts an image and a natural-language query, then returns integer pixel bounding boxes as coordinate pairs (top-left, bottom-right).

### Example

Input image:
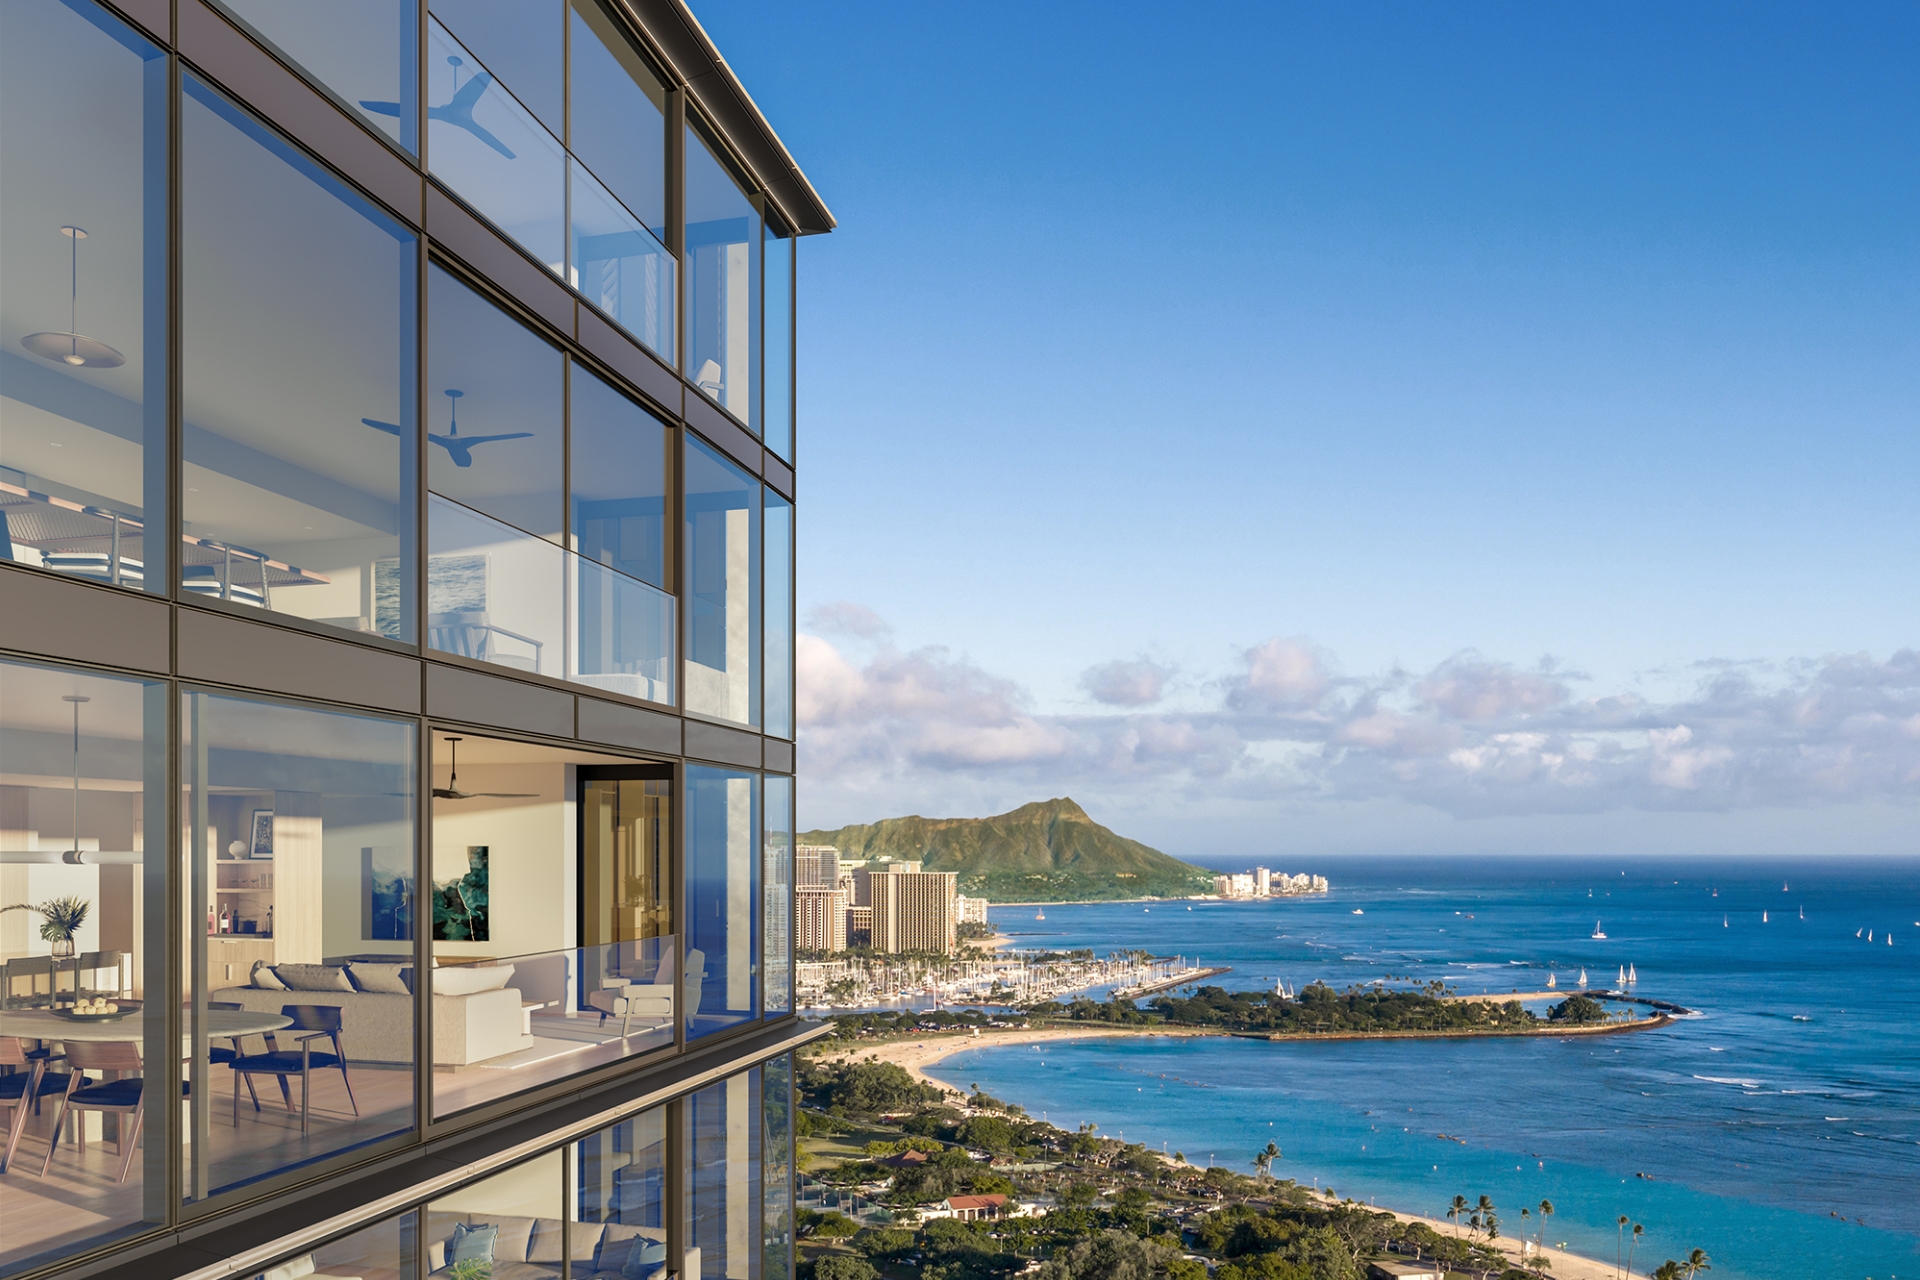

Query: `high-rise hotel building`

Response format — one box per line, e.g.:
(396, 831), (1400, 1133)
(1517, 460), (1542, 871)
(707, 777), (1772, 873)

(0, 3), (829, 1278)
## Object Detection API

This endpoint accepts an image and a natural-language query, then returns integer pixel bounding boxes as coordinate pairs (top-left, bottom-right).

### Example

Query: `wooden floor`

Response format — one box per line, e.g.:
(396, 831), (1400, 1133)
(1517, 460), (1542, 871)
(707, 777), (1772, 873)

(1, 1063), (414, 1271)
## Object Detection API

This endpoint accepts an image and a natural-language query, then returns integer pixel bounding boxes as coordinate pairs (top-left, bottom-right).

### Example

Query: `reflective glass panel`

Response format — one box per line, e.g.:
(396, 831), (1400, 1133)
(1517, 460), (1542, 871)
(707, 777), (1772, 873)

(575, 1106), (668, 1274)
(0, 657), (166, 1276)
(1, 0), (166, 596)
(260, 1210), (418, 1280)
(427, 266), (563, 540)
(427, 494), (564, 677)
(429, 0), (563, 137)
(763, 228), (793, 461)
(686, 1068), (763, 1280)
(763, 1054), (794, 1280)
(217, 0), (420, 154)
(763, 491), (792, 739)
(425, 16), (566, 275)
(181, 76), (417, 640)
(426, 1149), (564, 1271)
(684, 438), (761, 727)
(571, 159), (676, 362)
(684, 123), (760, 427)
(574, 554), (675, 704)
(180, 689), (416, 1202)
(568, 0), (667, 234)
(571, 365), (666, 588)
(685, 766), (759, 1039)
(763, 774), (792, 1016)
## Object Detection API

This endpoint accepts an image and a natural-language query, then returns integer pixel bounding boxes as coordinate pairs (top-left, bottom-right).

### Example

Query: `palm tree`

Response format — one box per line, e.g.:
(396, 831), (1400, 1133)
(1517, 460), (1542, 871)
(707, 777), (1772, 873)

(1450, 1194), (1469, 1237)
(1625, 1223), (1645, 1280)
(1476, 1194), (1497, 1239)
(1617, 1215), (1630, 1279)
(1650, 1263), (1682, 1280)
(1538, 1200), (1554, 1252)
(1681, 1248), (1711, 1279)
(1252, 1140), (1280, 1180)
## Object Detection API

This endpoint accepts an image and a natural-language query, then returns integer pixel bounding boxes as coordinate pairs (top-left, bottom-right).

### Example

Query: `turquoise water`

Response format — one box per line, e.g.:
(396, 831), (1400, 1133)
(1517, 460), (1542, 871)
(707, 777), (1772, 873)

(929, 856), (1920, 1280)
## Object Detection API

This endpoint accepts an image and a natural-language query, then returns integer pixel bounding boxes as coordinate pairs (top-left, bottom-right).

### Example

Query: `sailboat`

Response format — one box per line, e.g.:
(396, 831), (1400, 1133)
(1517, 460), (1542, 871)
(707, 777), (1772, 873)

(1546, 972), (1557, 988)
(1617, 965), (1627, 986)
(1763, 911), (1769, 923)
(1591, 921), (1607, 939)
(1867, 929), (1873, 942)
(1799, 906), (1805, 920)
(1857, 928), (1864, 938)
(1723, 915), (1729, 927)
(1035, 908), (1046, 921)
(1627, 963), (1637, 985)
(1783, 881), (1789, 892)
(1577, 968), (1588, 989)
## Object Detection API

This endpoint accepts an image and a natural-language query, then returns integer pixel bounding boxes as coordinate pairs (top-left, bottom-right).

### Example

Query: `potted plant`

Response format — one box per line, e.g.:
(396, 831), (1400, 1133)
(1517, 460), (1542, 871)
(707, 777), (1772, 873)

(2, 895), (91, 1001)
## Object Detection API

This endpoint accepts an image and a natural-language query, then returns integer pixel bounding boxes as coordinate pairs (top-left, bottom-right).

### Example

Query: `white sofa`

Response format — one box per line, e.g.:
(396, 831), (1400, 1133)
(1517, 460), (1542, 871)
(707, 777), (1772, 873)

(210, 982), (527, 1066)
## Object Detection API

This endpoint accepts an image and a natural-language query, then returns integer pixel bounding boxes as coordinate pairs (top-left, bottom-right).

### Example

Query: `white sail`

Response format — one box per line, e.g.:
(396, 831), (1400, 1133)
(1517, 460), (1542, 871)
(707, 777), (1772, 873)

(1617, 965), (1627, 986)
(1577, 968), (1588, 988)
(1547, 972), (1557, 988)
(1763, 911), (1768, 923)
(1628, 963), (1637, 984)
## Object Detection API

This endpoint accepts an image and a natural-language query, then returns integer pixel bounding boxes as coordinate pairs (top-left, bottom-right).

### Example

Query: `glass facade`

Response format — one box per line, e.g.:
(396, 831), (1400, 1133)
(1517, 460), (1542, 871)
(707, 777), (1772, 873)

(180, 689), (418, 1199)
(1, 2), (166, 596)
(0, 658), (167, 1274)
(685, 439), (761, 727)
(684, 124), (761, 427)
(181, 76), (419, 639)
(685, 766), (759, 1040)
(216, 0), (421, 153)
(1, 0), (817, 1274)
(763, 229), (795, 460)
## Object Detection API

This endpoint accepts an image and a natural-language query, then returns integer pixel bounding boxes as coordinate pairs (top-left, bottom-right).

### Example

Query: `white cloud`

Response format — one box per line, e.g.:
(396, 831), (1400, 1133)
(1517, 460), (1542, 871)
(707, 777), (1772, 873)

(797, 613), (1920, 826)
(1081, 658), (1171, 707)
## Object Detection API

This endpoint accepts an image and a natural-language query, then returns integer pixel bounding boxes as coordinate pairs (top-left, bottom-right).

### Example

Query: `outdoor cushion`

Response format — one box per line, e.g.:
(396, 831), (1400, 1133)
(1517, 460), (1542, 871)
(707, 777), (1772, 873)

(348, 962), (412, 995)
(250, 961), (289, 990)
(448, 1222), (498, 1265)
(275, 964), (354, 992)
(622, 1239), (668, 1280)
(70, 1078), (143, 1107)
(260, 1254), (316, 1280)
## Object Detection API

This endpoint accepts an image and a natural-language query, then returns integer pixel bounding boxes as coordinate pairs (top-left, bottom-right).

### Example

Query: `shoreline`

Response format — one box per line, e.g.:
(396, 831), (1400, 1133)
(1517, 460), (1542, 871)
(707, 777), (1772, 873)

(816, 1027), (1623, 1280)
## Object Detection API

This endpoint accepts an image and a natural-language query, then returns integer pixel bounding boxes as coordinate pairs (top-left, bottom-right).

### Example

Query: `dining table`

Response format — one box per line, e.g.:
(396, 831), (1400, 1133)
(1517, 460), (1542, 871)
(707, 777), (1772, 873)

(0, 1007), (293, 1043)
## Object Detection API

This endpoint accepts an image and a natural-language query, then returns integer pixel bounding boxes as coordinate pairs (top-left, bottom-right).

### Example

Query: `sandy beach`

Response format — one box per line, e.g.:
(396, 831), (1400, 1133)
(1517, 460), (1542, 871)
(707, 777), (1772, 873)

(816, 1028), (1622, 1280)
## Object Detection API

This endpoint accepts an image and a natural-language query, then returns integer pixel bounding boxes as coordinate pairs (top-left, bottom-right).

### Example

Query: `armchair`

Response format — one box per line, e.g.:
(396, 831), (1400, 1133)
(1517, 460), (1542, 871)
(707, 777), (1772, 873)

(588, 948), (675, 1038)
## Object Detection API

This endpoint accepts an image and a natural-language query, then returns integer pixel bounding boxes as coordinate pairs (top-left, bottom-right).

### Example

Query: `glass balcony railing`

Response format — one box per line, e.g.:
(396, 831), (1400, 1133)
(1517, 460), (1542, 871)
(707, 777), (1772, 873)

(427, 494), (675, 704)
(430, 935), (677, 1118)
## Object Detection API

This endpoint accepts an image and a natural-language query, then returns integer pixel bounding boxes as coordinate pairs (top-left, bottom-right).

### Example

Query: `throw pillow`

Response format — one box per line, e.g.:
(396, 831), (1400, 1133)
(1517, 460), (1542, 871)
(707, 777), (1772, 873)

(275, 963), (354, 992)
(432, 963), (516, 997)
(448, 1222), (498, 1266)
(347, 962), (411, 995)
(257, 1253), (315, 1280)
(250, 961), (289, 991)
(623, 1238), (668, 1280)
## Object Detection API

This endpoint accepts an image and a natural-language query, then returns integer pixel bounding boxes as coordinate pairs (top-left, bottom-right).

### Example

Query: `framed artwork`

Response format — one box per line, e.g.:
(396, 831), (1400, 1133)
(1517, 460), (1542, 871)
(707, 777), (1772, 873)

(249, 808), (275, 859)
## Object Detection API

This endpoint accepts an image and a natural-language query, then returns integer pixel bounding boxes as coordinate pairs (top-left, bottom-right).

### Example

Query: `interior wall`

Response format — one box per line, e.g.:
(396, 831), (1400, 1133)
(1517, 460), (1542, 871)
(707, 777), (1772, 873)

(431, 761), (573, 960)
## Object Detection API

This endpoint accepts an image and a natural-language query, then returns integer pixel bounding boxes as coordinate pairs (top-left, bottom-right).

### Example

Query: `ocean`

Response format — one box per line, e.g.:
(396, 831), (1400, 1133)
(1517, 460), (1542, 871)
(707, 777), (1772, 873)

(924, 856), (1920, 1280)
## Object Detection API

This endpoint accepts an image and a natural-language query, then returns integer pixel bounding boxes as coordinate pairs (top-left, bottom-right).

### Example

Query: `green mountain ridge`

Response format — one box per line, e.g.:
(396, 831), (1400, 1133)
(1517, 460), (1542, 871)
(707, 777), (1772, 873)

(796, 797), (1215, 903)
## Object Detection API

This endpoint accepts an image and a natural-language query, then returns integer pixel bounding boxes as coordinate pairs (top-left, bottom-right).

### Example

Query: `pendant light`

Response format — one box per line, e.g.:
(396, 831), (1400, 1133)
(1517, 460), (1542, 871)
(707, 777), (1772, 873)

(21, 225), (126, 369)
(60, 695), (90, 864)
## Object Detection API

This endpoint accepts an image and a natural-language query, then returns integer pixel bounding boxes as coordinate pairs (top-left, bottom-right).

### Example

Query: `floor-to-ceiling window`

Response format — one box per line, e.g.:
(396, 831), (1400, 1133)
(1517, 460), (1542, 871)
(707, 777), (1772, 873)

(0, 0), (166, 597)
(762, 777), (791, 1018)
(0, 657), (166, 1277)
(684, 440), (760, 727)
(180, 75), (418, 639)
(213, 0), (421, 154)
(687, 1067), (763, 1280)
(685, 766), (758, 1039)
(684, 123), (760, 427)
(179, 689), (417, 1201)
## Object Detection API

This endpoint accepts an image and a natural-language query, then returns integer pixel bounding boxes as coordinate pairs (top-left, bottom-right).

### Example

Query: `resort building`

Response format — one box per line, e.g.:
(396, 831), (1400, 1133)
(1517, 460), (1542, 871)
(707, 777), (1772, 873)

(845, 905), (874, 948)
(0, 3), (829, 1279)
(795, 887), (848, 953)
(795, 843), (840, 890)
(868, 871), (958, 955)
(954, 894), (989, 926)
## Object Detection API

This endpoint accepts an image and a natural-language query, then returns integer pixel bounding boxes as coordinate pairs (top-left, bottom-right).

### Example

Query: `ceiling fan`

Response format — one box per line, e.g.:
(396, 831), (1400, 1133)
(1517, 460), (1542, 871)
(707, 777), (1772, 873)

(363, 388), (533, 468)
(362, 54), (515, 158)
(433, 737), (537, 801)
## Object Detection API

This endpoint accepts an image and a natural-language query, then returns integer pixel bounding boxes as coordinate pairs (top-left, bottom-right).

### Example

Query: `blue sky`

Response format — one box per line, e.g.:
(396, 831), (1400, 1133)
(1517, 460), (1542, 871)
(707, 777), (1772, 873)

(697, 3), (1920, 857)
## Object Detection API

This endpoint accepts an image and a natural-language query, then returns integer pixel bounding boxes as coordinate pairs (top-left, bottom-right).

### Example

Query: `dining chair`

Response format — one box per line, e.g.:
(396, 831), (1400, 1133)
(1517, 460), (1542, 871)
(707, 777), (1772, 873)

(2, 957), (54, 1009)
(77, 951), (126, 999)
(39, 1039), (145, 1183)
(228, 1005), (358, 1133)
(1, 1036), (71, 1174)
